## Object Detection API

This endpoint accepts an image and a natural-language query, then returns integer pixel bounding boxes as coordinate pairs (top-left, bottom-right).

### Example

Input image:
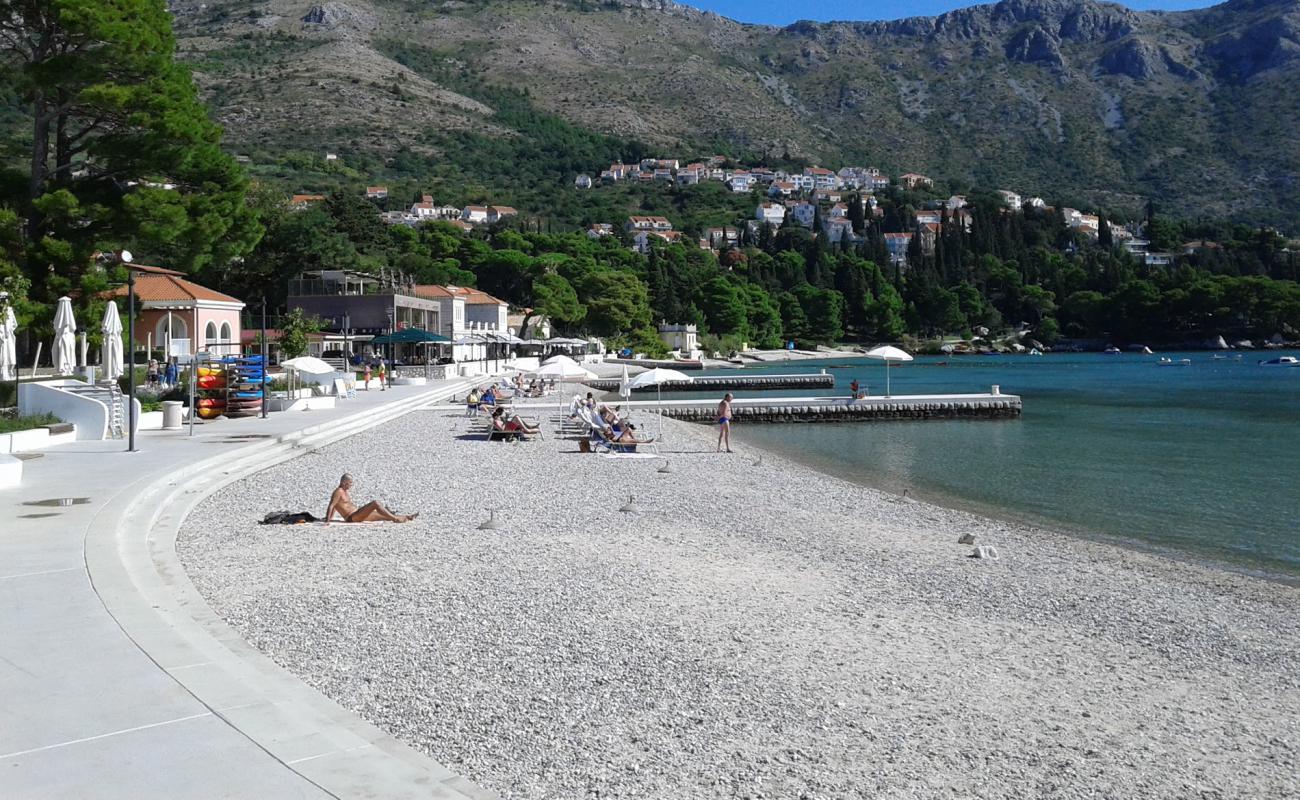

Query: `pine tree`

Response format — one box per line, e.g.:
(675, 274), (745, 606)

(1, 0), (259, 308)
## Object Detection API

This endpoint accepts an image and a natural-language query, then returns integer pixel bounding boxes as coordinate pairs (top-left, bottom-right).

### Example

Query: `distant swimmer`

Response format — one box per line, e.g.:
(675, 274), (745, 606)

(325, 474), (418, 523)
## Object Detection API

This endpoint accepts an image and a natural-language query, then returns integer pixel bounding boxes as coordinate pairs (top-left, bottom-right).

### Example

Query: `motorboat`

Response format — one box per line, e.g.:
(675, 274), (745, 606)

(1102, 346), (1122, 354)
(1028, 348), (1043, 356)
(1257, 356), (1299, 367)
(1157, 357), (1191, 366)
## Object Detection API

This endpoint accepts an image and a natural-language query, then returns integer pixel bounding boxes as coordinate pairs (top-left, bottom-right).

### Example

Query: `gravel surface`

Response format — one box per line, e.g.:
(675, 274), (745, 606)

(178, 400), (1300, 799)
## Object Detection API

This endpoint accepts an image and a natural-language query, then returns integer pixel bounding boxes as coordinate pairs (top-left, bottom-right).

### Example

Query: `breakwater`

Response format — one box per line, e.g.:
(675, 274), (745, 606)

(588, 373), (836, 393)
(619, 393), (1021, 423)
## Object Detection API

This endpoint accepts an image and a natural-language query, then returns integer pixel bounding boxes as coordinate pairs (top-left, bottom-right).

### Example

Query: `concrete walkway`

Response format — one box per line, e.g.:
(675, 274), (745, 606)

(1, 379), (496, 799)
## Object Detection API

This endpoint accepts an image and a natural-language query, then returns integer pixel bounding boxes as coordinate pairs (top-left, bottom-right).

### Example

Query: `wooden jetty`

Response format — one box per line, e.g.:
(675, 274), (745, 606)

(612, 391), (1021, 423)
(587, 372), (836, 393)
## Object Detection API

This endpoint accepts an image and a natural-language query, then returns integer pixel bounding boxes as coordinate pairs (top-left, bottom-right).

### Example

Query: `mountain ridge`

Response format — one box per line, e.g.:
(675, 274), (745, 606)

(170, 0), (1300, 226)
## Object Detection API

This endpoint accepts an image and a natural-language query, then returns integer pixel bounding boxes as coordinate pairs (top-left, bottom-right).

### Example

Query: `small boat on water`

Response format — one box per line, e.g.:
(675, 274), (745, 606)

(1257, 356), (1300, 367)
(1157, 357), (1192, 367)
(1103, 346), (1122, 355)
(1028, 348), (1043, 356)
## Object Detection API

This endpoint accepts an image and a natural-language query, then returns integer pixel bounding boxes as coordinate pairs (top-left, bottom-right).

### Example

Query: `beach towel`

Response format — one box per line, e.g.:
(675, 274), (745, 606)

(260, 511), (322, 525)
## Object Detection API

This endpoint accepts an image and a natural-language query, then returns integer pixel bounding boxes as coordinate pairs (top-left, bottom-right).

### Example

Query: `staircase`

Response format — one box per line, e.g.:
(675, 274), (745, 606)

(58, 381), (128, 439)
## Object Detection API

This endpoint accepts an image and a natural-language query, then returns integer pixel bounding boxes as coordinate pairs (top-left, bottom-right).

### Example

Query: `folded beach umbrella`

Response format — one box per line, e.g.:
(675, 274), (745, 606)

(100, 301), (124, 380)
(619, 364), (631, 400)
(0, 303), (17, 381)
(52, 296), (77, 376)
(865, 345), (913, 397)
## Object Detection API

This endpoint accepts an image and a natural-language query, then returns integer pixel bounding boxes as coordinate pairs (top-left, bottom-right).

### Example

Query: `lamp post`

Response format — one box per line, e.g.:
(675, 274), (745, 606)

(123, 252), (137, 452)
(260, 296), (268, 419)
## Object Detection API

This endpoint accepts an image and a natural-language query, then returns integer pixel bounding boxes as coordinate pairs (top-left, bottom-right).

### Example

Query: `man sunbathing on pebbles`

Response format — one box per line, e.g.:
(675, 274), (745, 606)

(325, 473), (418, 523)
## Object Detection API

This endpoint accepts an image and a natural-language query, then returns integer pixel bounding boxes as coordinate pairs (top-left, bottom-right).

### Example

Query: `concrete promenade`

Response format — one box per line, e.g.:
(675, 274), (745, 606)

(1, 378), (495, 799)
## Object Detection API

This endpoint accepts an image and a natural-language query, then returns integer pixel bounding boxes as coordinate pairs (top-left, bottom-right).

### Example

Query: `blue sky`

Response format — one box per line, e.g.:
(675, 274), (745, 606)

(687, 1), (1215, 26)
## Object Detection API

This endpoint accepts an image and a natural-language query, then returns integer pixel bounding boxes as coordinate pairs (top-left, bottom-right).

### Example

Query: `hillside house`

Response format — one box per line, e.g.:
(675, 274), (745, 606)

(380, 211), (418, 227)
(756, 202), (787, 226)
(575, 174), (593, 189)
(487, 206), (518, 224)
(290, 194), (326, 210)
(704, 227), (740, 250)
(366, 186), (388, 200)
(899, 173), (933, 190)
(791, 202), (817, 228)
(631, 230), (683, 254)
(917, 222), (941, 256)
(829, 202), (849, 219)
(823, 217), (856, 244)
(676, 168), (701, 186)
(448, 220), (475, 233)
(915, 211), (942, 226)
(812, 189), (844, 204)
(625, 216), (673, 233)
(945, 195), (968, 211)
(587, 223), (615, 238)
(653, 168), (674, 182)
(600, 170), (617, 183)
(1025, 196), (1047, 209)
(767, 181), (796, 198)
(708, 167), (727, 181)
(462, 206), (489, 224)
(883, 232), (914, 265)
(997, 190), (1022, 210)
(805, 167), (839, 190)
(728, 173), (755, 193)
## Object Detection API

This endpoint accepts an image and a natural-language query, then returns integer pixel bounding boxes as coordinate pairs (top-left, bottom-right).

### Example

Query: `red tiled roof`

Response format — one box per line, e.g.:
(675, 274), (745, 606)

(109, 266), (243, 305)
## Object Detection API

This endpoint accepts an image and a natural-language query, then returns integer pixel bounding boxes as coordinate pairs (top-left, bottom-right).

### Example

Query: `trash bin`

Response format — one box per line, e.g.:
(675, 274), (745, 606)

(162, 400), (183, 430)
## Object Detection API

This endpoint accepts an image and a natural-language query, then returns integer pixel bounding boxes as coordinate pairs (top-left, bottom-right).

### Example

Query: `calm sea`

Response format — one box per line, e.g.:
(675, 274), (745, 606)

(662, 352), (1300, 577)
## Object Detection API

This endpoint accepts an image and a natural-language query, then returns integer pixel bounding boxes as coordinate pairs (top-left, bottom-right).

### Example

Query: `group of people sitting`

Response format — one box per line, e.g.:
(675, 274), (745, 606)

(571, 393), (654, 453)
(512, 373), (555, 398)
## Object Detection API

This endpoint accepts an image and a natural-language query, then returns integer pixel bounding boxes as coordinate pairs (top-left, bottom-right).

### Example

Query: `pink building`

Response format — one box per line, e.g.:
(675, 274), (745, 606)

(111, 265), (245, 357)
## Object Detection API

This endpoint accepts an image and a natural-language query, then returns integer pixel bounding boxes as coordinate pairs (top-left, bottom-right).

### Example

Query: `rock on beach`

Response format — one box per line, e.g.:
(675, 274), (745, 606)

(178, 401), (1300, 799)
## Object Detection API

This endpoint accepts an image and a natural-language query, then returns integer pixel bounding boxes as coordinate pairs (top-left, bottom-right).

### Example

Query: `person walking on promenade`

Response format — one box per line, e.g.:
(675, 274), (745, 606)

(378, 359), (387, 391)
(363, 361), (371, 390)
(717, 392), (733, 453)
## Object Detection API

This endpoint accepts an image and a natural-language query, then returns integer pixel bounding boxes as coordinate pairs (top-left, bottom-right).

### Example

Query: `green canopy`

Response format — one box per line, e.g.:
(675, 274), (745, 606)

(369, 327), (450, 345)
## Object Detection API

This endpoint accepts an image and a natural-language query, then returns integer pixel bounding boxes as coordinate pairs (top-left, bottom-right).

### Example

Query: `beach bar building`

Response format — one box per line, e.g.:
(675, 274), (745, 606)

(110, 265), (244, 358)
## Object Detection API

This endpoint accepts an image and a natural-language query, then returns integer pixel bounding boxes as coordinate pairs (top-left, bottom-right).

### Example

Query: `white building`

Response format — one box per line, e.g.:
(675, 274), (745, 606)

(791, 201), (817, 228)
(575, 174), (593, 189)
(756, 202), (786, 226)
(997, 190), (1022, 211)
(658, 323), (702, 360)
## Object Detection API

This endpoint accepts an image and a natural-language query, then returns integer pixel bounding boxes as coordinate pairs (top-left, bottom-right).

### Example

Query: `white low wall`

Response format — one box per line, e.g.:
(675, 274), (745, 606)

(18, 379), (107, 441)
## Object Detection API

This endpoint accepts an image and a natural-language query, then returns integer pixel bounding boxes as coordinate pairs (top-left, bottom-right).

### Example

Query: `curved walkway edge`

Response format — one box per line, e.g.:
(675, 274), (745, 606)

(2, 379), (496, 799)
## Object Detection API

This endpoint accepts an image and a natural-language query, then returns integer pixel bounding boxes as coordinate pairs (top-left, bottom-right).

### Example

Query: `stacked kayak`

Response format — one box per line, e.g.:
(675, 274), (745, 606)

(195, 364), (227, 419)
(223, 355), (266, 417)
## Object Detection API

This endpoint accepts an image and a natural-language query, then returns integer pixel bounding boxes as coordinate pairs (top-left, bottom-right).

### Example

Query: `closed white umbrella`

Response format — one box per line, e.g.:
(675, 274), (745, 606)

(52, 296), (77, 376)
(865, 345), (914, 397)
(100, 302), (124, 380)
(0, 304), (16, 381)
(619, 363), (631, 400)
(626, 367), (694, 440)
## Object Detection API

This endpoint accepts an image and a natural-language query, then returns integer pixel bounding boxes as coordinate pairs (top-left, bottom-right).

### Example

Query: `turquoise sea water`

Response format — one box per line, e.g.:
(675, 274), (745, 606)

(661, 352), (1300, 576)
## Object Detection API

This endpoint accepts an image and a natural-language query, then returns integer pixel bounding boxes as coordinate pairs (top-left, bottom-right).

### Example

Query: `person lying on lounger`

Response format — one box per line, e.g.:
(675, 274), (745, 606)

(325, 474), (418, 522)
(491, 407), (541, 436)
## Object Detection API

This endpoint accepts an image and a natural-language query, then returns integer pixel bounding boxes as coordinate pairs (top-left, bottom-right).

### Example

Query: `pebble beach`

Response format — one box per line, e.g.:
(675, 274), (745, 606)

(178, 397), (1300, 799)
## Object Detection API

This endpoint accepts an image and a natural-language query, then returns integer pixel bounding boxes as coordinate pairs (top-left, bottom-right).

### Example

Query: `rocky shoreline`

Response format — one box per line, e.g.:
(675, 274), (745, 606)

(179, 402), (1300, 799)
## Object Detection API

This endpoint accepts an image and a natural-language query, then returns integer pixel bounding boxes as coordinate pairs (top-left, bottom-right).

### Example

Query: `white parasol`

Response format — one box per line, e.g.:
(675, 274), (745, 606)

(626, 367), (694, 440)
(100, 301), (124, 380)
(0, 302), (16, 381)
(52, 296), (77, 376)
(865, 345), (913, 397)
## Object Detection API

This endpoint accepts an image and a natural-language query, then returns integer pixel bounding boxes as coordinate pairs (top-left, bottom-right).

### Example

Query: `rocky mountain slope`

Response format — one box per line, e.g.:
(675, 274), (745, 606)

(168, 0), (1300, 225)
